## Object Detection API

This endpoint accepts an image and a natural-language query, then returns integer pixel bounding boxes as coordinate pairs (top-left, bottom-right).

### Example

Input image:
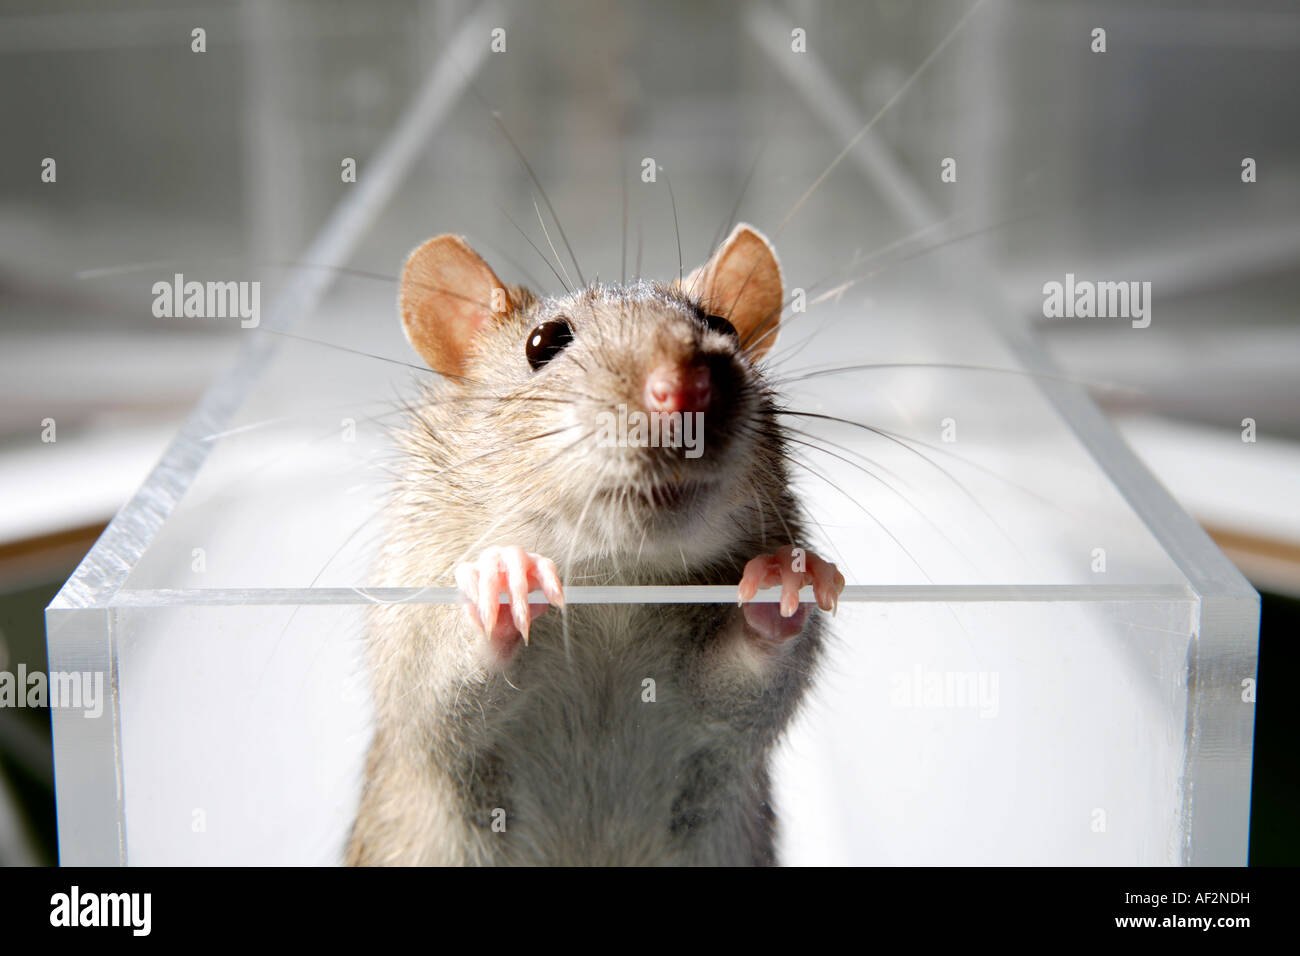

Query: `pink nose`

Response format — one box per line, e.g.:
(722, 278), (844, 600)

(644, 362), (712, 414)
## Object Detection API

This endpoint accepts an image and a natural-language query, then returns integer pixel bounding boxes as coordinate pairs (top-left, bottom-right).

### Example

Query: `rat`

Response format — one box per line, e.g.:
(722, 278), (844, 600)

(345, 223), (845, 866)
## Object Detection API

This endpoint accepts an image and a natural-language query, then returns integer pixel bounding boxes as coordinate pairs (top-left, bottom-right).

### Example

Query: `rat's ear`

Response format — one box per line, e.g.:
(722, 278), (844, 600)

(679, 223), (783, 361)
(399, 234), (512, 377)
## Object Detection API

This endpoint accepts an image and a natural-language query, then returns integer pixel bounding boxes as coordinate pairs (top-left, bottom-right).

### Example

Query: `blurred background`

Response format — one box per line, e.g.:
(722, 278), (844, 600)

(1, 0), (1296, 865)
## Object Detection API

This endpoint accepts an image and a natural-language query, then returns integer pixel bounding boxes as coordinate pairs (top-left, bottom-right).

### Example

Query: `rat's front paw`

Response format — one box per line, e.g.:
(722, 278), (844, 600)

(737, 546), (845, 644)
(453, 546), (564, 661)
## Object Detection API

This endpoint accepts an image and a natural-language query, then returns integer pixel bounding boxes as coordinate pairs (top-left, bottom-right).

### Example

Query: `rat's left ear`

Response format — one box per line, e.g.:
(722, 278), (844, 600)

(677, 223), (783, 360)
(399, 234), (512, 378)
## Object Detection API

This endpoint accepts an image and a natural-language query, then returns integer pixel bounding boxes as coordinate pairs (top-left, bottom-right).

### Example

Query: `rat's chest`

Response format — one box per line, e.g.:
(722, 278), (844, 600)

(491, 604), (722, 742)
(472, 607), (751, 854)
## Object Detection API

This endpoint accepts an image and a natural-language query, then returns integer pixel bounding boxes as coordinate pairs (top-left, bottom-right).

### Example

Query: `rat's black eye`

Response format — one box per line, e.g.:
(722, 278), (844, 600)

(525, 318), (573, 371)
(702, 313), (738, 340)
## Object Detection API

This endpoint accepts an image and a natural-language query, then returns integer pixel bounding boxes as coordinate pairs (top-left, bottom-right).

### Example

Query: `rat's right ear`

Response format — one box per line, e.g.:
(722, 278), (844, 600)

(399, 234), (512, 378)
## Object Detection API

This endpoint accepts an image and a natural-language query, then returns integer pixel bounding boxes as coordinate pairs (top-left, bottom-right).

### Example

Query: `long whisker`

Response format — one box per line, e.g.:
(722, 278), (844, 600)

(74, 257), (399, 284)
(857, 422), (1070, 518)
(770, 408), (1034, 561)
(771, 362), (1138, 397)
(741, 205), (1041, 363)
(779, 423), (909, 487)
(477, 238), (548, 294)
(534, 198), (574, 291)
(711, 147), (763, 254)
(621, 167), (629, 285)
(775, 446), (934, 582)
(499, 203), (571, 293)
(419, 423), (585, 484)
(200, 398), (402, 442)
(492, 111), (585, 286)
(807, 212), (1039, 309)
(773, 0), (987, 238)
(635, 217), (644, 280)
(664, 168), (683, 283)
(777, 428), (983, 577)
(255, 327), (434, 374)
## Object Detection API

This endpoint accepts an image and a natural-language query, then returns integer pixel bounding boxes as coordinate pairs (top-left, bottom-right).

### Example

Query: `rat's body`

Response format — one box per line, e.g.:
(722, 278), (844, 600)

(346, 226), (843, 866)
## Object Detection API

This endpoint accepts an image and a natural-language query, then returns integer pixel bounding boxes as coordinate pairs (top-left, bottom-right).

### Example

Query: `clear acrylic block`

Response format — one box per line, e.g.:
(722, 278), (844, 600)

(45, 265), (1259, 865)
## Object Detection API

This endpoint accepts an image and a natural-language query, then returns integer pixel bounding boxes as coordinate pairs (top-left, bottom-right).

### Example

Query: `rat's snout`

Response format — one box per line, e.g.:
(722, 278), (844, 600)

(643, 361), (712, 415)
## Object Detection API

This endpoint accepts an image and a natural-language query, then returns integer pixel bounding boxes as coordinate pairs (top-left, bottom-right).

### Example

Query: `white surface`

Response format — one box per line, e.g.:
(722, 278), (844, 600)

(0, 420), (175, 545)
(775, 600), (1191, 865)
(1117, 414), (1300, 545)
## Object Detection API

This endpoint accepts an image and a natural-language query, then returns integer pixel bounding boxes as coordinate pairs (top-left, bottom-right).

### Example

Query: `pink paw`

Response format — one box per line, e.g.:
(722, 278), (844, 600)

(453, 547), (564, 660)
(737, 546), (845, 643)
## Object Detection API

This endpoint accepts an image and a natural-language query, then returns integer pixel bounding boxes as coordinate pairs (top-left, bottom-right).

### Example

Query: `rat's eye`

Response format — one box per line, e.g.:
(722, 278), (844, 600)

(702, 313), (739, 341)
(525, 319), (573, 370)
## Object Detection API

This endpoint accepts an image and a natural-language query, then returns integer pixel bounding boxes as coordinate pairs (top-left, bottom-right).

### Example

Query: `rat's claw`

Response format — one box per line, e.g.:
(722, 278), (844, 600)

(452, 547), (566, 660)
(737, 546), (845, 635)
(500, 546), (533, 645)
(738, 554), (783, 606)
(476, 551), (502, 638)
(534, 556), (565, 608)
(809, 559), (846, 615)
(787, 550), (843, 616)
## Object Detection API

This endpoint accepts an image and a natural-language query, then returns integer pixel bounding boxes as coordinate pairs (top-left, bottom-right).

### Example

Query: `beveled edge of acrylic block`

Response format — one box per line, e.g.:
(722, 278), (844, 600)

(102, 583), (1197, 607)
(48, 336), (274, 613)
(1001, 325), (1260, 866)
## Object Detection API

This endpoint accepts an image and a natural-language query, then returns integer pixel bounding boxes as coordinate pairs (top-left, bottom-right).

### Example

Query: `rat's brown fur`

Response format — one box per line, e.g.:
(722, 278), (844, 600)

(347, 229), (825, 865)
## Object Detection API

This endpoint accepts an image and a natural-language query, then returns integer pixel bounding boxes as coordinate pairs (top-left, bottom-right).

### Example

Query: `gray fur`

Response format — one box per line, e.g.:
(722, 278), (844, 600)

(347, 279), (823, 866)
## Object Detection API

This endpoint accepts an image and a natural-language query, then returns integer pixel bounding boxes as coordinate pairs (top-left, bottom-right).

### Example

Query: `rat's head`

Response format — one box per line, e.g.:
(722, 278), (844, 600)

(398, 224), (790, 573)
